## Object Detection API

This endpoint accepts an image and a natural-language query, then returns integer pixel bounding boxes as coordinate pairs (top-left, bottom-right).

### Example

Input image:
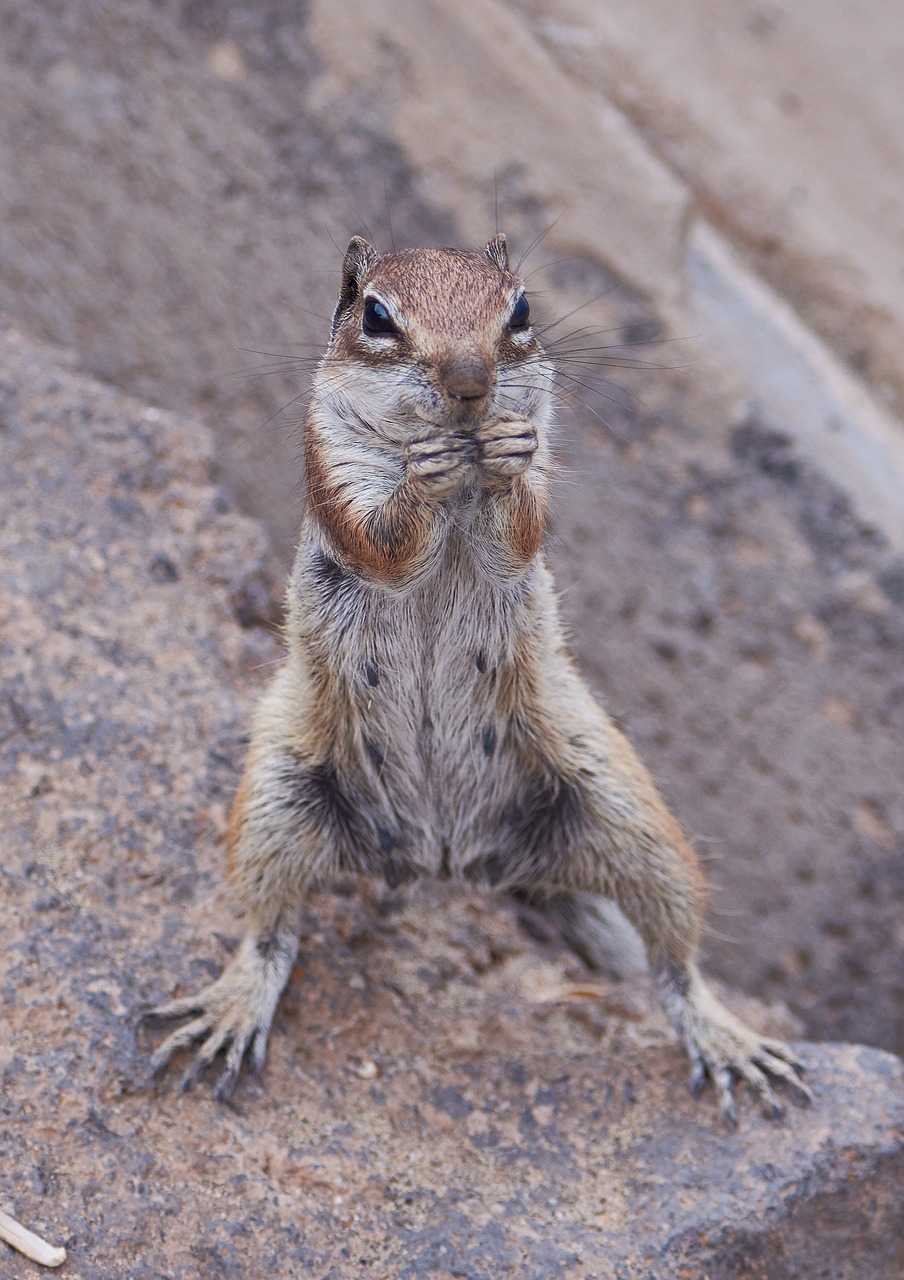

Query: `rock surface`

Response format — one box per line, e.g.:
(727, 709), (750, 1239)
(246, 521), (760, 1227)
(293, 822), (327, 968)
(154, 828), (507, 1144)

(514, 0), (904, 422)
(0, 0), (902, 1058)
(2, 328), (903, 1277)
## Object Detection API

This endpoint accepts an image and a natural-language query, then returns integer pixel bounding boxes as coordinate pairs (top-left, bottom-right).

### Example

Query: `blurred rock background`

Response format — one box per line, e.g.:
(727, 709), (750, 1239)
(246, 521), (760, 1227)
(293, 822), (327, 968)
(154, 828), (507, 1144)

(3, 2), (904, 1273)
(2, 0), (903, 1084)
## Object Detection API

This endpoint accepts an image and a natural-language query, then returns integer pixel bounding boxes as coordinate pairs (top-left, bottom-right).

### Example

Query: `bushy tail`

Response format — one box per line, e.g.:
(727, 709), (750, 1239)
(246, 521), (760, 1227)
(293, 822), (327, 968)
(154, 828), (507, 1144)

(513, 890), (648, 979)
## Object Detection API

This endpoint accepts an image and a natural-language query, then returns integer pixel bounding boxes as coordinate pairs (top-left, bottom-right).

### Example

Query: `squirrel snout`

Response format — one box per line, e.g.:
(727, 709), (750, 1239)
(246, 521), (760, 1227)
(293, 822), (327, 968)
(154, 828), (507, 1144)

(438, 353), (494, 403)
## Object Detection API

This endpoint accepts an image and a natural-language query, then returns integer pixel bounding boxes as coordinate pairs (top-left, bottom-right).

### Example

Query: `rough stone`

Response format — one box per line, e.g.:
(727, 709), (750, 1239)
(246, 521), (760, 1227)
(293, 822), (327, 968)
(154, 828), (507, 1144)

(0, 6), (901, 1060)
(687, 221), (904, 553)
(2, 327), (903, 1278)
(305, 0), (691, 311)
(0, 0), (458, 566)
(515, 0), (904, 426)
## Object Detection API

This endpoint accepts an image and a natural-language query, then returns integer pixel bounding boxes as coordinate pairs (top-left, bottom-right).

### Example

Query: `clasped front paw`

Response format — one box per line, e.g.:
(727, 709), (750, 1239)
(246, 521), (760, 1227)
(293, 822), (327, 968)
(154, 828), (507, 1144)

(476, 414), (539, 482)
(405, 425), (477, 498)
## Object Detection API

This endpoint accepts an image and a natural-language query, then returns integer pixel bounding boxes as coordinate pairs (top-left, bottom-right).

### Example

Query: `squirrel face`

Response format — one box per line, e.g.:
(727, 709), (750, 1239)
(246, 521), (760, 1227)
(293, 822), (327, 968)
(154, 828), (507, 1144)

(317, 235), (551, 441)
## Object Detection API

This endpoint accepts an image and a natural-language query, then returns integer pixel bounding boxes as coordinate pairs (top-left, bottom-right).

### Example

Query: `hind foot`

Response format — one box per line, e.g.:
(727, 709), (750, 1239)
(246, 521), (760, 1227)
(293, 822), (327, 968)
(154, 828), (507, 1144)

(143, 931), (297, 1100)
(657, 963), (812, 1124)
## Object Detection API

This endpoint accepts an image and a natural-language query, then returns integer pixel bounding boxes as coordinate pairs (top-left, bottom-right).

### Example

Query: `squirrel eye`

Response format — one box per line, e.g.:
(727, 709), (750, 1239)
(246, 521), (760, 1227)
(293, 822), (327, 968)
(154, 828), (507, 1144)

(508, 293), (530, 331)
(362, 298), (399, 337)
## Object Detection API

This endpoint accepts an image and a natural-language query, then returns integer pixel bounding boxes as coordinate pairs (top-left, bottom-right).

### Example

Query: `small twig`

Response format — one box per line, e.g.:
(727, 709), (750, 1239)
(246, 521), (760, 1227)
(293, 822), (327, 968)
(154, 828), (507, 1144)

(0, 1208), (66, 1268)
(528, 981), (612, 1004)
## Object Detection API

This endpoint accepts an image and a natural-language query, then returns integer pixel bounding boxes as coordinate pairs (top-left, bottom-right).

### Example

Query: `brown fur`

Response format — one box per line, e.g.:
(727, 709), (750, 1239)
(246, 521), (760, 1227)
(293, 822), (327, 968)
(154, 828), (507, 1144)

(305, 428), (433, 582)
(147, 237), (810, 1120)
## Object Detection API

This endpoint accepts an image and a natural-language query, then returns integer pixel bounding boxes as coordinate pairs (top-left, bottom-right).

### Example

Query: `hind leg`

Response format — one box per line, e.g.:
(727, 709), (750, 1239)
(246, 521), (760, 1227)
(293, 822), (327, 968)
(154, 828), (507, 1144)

(146, 757), (321, 1097)
(510, 718), (809, 1121)
(147, 903), (303, 1100)
(145, 675), (344, 1096)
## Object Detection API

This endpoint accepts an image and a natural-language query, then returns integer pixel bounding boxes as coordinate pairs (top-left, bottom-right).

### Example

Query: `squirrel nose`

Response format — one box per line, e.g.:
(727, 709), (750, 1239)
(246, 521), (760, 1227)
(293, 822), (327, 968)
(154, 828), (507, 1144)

(440, 354), (493, 401)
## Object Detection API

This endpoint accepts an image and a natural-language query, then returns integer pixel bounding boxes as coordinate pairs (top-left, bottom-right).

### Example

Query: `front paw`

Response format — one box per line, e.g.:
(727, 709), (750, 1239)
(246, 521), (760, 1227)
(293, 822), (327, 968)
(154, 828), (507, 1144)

(405, 425), (477, 499)
(476, 414), (539, 482)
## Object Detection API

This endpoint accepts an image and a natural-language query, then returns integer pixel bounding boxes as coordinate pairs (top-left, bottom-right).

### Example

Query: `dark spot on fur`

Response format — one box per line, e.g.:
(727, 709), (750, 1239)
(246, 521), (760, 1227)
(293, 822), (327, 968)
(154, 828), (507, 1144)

(500, 800), (523, 826)
(287, 760), (357, 830)
(365, 739), (386, 769)
(462, 859), (481, 884)
(378, 829), (417, 890)
(311, 549), (349, 593)
(279, 758), (367, 870)
(419, 710), (434, 755)
(276, 754), (413, 881)
(482, 723), (497, 757)
(665, 965), (691, 997)
(365, 662), (380, 687)
(484, 855), (507, 887)
(475, 649), (487, 673)
(439, 841), (451, 879)
(372, 511), (407, 560)
(256, 933), (294, 963)
(503, 768), (589, 880)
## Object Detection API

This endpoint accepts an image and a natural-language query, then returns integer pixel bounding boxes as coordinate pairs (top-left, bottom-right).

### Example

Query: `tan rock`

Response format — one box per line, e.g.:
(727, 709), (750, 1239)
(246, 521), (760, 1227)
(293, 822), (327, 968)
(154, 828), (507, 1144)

(305, 0), (691, 315)
(2, 319), (903, 1280)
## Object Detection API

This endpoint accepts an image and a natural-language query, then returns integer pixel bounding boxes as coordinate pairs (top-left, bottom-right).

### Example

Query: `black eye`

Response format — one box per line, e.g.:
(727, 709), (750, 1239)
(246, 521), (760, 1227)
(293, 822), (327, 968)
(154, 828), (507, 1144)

(509, 293), (530, 331)
(362, 298), (399, 336)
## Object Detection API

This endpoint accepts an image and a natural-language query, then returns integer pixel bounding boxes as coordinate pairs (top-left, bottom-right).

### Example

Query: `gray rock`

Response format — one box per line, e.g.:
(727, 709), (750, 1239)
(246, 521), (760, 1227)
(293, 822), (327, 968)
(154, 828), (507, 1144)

(1, 0), (903, 1060)
(2, 326), (903, 1277)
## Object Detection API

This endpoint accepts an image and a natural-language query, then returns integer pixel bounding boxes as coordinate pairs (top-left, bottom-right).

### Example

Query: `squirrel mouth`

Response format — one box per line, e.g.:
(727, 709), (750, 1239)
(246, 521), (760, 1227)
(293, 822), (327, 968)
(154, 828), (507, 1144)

(412, 400), (494, 431)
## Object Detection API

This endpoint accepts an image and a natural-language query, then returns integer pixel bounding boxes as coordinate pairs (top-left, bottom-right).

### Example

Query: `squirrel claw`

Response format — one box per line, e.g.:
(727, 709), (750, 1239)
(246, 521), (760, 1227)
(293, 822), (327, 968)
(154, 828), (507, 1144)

(714, 1066), (739, 1127)
(476, 415), (539, 481)
(663, 969), (810, 1121)
(142, 939), (292, 1095)
(148, 1012), (210, 1078)
(688, 1054), (707, 1099)
(214, 1061), (242, 1103)
(688, 1036), (809, 1122)
(405, 426), (476, 497)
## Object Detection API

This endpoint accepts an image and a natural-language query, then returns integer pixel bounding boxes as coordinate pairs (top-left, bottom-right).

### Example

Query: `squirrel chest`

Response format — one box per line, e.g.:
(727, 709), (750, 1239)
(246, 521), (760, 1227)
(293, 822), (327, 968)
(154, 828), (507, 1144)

(285, 521), (574, 885)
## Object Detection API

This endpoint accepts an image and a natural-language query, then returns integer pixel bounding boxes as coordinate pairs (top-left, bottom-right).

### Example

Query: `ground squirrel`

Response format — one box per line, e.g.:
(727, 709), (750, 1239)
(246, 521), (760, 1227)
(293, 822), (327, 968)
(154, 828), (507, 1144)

(148, 234), (810, 1121)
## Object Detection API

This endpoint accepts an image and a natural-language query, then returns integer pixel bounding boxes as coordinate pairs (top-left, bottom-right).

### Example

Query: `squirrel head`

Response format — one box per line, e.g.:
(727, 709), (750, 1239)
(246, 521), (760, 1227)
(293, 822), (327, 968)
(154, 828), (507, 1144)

(320, 236), (549, 433)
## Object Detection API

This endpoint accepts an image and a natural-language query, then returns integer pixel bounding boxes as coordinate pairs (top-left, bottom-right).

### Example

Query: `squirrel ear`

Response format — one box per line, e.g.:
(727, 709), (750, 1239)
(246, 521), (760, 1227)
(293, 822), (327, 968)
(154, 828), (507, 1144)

(332, 236), (378, 335)
(484, 233), (509, 272)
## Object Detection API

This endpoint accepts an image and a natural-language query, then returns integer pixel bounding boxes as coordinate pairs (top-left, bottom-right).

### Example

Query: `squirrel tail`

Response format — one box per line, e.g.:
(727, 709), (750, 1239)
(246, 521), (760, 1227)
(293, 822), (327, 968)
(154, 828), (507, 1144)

(512, 890), (648, 980)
